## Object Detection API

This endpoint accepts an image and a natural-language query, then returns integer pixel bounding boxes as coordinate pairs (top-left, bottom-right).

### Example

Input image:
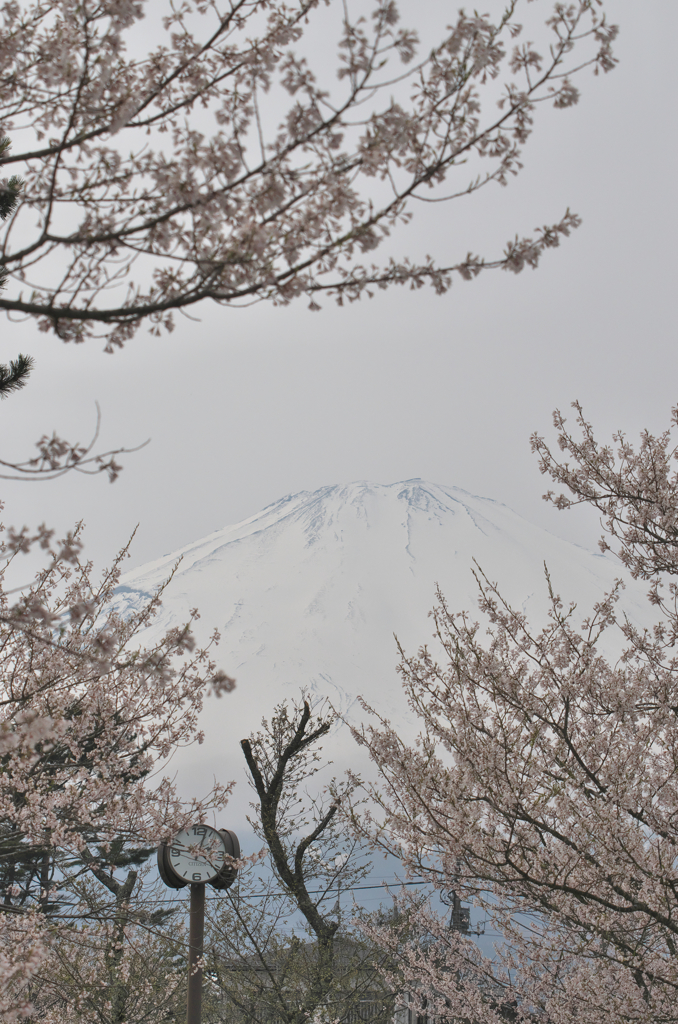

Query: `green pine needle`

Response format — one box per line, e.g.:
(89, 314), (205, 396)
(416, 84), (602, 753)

(0, 353), (34, 398)
(0, 135), (24, 221)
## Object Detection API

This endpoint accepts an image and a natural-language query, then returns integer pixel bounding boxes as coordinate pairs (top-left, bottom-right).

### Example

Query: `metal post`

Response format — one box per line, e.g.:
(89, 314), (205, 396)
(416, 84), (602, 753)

(186, 883), (205, 1024)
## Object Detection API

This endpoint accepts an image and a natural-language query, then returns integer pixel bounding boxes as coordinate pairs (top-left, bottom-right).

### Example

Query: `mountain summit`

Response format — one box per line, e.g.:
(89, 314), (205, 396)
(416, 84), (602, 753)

(116, 480), (649, 804)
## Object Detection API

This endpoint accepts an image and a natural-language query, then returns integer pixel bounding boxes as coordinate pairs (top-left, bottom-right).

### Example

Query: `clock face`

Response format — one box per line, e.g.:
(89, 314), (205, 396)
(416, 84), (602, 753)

(163, 825), (226, 884)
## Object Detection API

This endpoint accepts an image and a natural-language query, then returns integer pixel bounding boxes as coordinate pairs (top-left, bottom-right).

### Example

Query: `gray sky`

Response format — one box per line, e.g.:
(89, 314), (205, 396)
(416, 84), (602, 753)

(2, 0), (676, 575)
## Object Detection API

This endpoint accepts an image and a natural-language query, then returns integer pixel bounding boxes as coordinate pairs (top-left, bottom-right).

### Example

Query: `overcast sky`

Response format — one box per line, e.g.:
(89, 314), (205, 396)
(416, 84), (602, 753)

(2, 0), (676, 576)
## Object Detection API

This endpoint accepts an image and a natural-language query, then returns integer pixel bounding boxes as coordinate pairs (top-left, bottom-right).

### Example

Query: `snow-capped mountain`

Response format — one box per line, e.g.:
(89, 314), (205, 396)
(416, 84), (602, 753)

(116, 480), (651, 819)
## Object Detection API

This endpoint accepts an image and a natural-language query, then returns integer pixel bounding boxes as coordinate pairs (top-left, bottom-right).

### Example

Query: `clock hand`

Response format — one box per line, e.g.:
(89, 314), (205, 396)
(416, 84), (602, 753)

(172, 841), (204, 860)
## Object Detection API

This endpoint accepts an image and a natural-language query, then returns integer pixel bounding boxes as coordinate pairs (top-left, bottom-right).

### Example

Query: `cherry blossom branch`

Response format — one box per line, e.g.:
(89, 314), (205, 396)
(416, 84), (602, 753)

(0, 0), (617, 348)
(0, 403), (148, 483)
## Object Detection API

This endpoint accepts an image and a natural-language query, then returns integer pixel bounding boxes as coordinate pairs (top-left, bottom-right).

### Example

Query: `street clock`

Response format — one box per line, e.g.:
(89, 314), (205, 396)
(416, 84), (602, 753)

(157, 825), (240, 889)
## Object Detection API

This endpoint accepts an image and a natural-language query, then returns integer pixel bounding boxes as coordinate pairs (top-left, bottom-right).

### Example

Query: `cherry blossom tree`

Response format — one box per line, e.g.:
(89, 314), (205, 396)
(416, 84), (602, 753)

(0, 151), (137, 482)
(0, 116), (234, 1017)
(0, 0), (616, 349)
(0, 522), (235, 1019)
(351, 404), (678, 1024)
(22, 868), (187, 1024)
(30, 697), (388, 1024)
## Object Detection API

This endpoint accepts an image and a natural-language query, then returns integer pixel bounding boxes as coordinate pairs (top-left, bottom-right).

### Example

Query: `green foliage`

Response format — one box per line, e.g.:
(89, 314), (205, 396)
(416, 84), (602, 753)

(0, 135), (23, 224)
(0, 135), (30, 395)
(0, 176), (22, 222)
(0, 352), (33, 397)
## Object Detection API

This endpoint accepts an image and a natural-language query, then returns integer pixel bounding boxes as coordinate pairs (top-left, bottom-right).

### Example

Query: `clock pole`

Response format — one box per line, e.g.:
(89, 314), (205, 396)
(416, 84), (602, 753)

(187, 883), (205, 1024)
(157, 825), (240, 1024)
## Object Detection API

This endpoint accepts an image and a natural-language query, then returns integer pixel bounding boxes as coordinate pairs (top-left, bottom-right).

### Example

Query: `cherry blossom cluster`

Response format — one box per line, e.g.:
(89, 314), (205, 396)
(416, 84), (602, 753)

(0, 0), (617, 348)
(0, 518), (234, 1015)
(352, 405), (678, 1024)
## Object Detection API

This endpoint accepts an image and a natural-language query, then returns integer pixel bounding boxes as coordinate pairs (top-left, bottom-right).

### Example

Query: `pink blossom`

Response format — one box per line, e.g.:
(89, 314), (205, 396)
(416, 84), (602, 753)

(0, 1), (617, 347)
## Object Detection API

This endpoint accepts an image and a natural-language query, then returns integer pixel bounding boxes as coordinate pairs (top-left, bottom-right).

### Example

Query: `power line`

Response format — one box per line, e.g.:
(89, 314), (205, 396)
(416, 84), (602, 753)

(150, 878), (429, 905)
(239, 879), (428, 899)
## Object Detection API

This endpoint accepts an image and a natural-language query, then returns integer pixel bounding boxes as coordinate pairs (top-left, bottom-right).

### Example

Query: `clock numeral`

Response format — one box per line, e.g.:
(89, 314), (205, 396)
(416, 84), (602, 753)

(192, 872), (202, 881)
(171, 849), (180, 858)
(192, 827), (206, 836)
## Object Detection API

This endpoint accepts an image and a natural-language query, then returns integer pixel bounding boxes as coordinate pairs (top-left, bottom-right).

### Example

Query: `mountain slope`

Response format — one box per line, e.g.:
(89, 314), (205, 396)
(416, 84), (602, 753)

(116, 480), (651, 816)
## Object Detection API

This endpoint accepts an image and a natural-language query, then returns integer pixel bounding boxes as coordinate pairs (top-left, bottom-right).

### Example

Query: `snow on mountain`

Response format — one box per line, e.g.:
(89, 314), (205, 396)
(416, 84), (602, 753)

(115, 479), (652, 821)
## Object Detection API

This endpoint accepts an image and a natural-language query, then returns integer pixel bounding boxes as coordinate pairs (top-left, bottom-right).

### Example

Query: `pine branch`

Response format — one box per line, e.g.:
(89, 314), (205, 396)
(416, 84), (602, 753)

(0, 137), (23, 222)
(0, 354), (33, 398)
(0, 175), (22, 221)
